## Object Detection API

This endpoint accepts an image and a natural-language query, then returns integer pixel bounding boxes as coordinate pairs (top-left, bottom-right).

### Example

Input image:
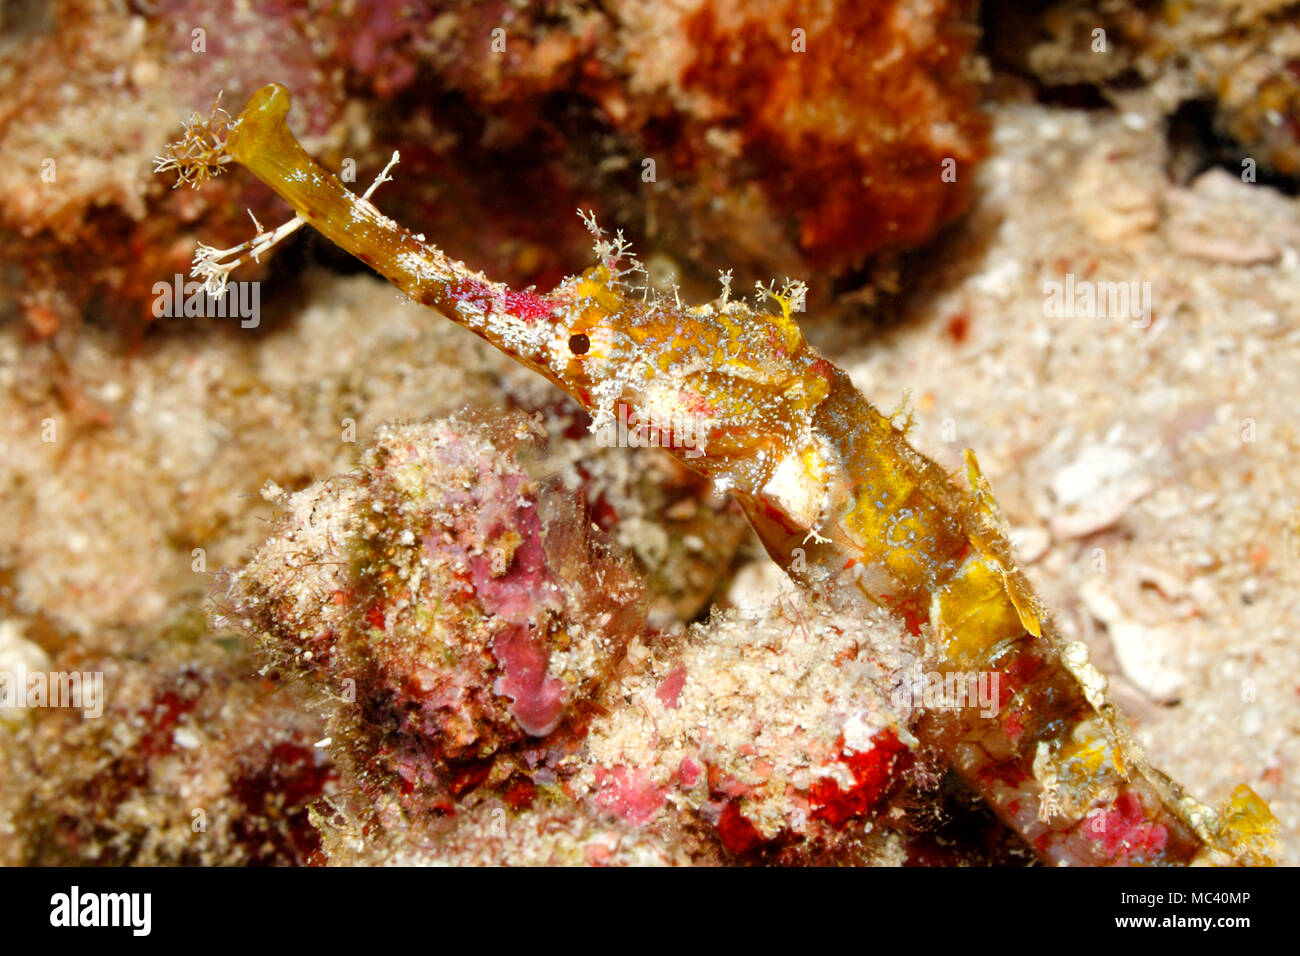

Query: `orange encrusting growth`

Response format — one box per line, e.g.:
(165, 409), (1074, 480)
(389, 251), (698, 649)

(171, 83), (1277, 866)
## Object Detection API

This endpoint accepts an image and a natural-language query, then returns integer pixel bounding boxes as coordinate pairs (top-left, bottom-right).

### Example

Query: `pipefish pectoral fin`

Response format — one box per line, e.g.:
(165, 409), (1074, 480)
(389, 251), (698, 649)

(1218, 784), (1280, 866)
(962, 449), (1043, 638)
(1000, 568), (1042, 639)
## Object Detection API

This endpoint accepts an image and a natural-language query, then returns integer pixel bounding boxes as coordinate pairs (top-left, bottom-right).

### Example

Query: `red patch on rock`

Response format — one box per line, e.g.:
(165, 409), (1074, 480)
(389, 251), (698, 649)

(808, 729), (911, 827)
(656, 666), (687, 709)
(502, 777), (537, 811)
(491, 624), (566, 736)
(1001, 652), (1044, 704)
(1001, 709), (1026, 743)
(885, 593), (927, 636)
(975, 760), (1029, 790)
(946, 312), (970, 343)
(717, 801), (765, 855)
(676, 756), (702, 789)
(446, 757), (494, 797)
(593, 765), (668, 826)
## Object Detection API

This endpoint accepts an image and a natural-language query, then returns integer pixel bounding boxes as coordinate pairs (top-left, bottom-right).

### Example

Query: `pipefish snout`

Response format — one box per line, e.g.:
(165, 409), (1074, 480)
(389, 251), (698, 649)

(157, 83), (1279, 866)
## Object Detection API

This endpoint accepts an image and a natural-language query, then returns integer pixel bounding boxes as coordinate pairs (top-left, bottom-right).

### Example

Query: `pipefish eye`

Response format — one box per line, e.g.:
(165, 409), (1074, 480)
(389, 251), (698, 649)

(568, 332), (590, 355)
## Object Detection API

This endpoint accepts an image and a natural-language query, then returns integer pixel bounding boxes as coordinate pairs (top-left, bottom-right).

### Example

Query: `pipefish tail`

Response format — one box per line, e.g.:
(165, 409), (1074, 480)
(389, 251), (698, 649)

(160, 83), (1277, 866)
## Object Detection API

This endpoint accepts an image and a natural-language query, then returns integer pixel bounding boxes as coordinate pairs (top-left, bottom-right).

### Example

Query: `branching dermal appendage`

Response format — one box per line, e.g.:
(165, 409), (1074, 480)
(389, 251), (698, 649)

(191, 154), (403, 295)
(754, 278), (810, 353)
(755, 277), (809, 318)
(362, 151), (402, 202)
(579, 208), (648, 297)
(716, 269), (735, 309)
(192, 213), (303, 296)
(153, 94), (235, 188)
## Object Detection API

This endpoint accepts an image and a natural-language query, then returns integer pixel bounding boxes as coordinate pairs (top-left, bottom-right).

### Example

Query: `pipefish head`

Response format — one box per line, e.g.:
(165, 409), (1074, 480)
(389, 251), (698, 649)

(197, 85), (827, 462)
(533, 261), (832, 469)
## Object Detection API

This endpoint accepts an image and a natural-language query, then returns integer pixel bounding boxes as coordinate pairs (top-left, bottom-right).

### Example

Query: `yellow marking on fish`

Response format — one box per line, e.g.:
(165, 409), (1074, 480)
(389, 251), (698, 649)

(963, 449), (1043, 638)
(933, 556), (1027, 667)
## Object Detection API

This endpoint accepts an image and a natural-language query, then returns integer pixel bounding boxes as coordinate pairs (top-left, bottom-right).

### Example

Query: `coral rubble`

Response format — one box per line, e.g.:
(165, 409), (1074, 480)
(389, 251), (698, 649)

(215, 417), (1032, 865)
(1, 0), (987, 334)
(986, 0), (1300, 177)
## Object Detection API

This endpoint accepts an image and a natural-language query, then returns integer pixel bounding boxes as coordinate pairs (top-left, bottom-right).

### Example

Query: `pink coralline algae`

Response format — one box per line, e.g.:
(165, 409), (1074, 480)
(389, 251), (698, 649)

(214, 415), (1040, 865)
(490, 625), (566, 737)
(418, 431), (570, 735)
(655, 666), (687, 710)
(214, 414), (647, 822)
(593, 766), (670, 827)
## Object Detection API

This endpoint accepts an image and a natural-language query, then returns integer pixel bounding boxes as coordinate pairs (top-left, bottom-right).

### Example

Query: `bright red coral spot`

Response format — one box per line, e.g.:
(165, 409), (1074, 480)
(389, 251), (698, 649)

(808, 729), (911, 827)
(899, 602), (926, 637)
(718, 801), (765, 855)
(945, 312), (970, 343)
(884, 593), (926, 636)
(1001, 652), (1044, 702)
(1001, 709), (1026, 743)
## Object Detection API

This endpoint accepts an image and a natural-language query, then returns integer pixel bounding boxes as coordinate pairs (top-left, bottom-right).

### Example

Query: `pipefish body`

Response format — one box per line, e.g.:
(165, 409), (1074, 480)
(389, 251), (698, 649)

(162, 83), (1277, 866)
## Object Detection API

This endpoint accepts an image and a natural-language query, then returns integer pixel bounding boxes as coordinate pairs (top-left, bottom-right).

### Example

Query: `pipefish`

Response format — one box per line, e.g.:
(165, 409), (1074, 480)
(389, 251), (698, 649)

(158, 83), (1277, 866)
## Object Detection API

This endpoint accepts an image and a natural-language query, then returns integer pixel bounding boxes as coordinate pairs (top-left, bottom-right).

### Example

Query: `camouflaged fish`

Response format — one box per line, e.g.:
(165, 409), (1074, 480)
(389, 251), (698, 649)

(157, 84), (1277, 866)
